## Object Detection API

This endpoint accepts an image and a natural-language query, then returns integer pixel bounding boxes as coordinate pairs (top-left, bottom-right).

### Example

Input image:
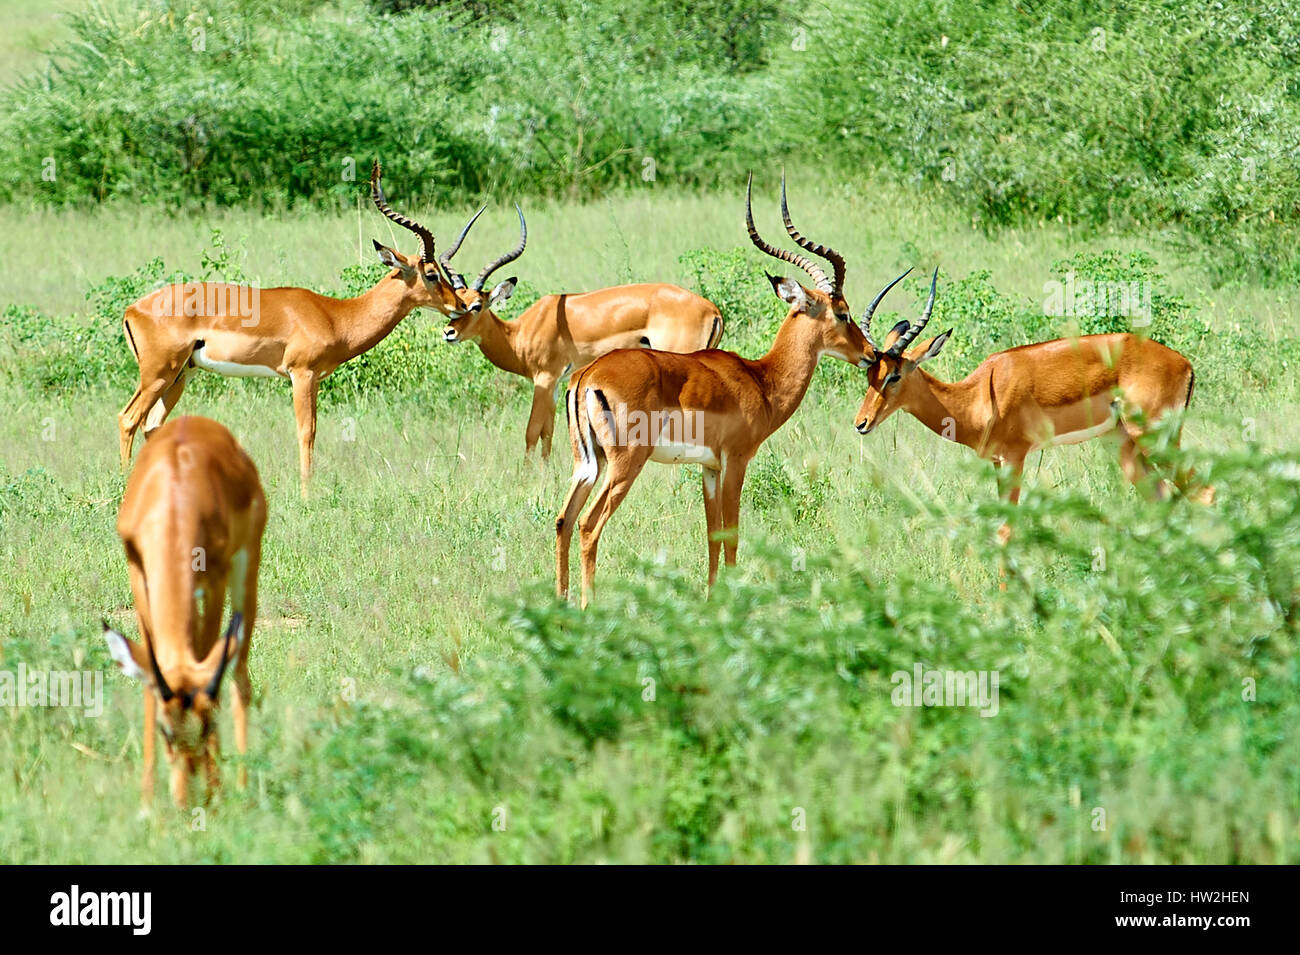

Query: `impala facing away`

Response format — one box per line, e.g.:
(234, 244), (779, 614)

(556, 174), (872, 606)
(117, 161), (462, 497)
(435, 207), (723, 457)
(854, 272), (1208, 510)
(103, 417), (267, 807)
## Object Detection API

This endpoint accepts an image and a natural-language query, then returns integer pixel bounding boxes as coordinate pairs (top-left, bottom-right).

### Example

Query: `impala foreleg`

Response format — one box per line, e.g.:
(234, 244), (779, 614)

(228, 543), (259, 788)
(204, 731), (221, 800)
(578, 454), (648, 609)
(141, 689), (156, 807)
(993, 455), (1025, 592)
(719, 456), (749, 571)
(291, 370), (319, 499)
(525, 378), (558, 459)
(169, 753), (190, 807)
(702, 467), (723, 588)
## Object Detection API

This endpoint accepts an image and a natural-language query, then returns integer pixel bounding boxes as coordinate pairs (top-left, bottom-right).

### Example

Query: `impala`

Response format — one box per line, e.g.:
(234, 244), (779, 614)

(102, 416), (267, 807)
(117, 161), (461, 497)
(435, 206), (723, 457)
(556, 173), (874, 606)
(854, 272), (1207, 509)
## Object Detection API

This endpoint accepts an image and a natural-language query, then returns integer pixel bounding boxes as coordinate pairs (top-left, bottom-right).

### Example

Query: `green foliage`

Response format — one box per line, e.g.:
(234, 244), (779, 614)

(273, 439), (1300, 863)
(3, 0), (1297, 279)
(0, 0), (785, 206)
(678, 246), (784, 356)
(804, 0), (1300, 281)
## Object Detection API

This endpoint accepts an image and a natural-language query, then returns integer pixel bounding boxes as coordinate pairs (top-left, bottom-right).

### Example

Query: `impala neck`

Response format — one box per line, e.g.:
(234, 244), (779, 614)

(470, 310), (529, 378)
(753, 315), (831, 430)
(900, 368), (989, 451)
(335, 274), (422, 357)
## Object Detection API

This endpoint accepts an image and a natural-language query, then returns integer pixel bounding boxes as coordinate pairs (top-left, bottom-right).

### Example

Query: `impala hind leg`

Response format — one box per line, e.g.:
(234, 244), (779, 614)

(290, 370), (319, 499)
(578, 452), (649, 609)
(119, 367), (177, 466)
(142, 365), (190, 440)
(118, 387), (144, 468)
(556, 467), (599, 600)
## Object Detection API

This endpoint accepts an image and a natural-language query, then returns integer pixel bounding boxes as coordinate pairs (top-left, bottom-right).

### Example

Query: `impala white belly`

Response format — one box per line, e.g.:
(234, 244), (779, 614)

(650, 441), (720, 468)
(1028, 407), (1120, 453)
(192, 345), (283, 378)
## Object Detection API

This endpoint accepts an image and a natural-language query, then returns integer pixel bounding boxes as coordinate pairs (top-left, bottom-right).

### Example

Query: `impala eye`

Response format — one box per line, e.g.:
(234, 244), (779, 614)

(885, 373), (901, 387)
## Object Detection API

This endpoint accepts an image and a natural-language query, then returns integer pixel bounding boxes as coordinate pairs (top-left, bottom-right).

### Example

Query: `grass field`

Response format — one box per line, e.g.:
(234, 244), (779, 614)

(0, 0), (85, 87)
(2, 181), (1298, 863)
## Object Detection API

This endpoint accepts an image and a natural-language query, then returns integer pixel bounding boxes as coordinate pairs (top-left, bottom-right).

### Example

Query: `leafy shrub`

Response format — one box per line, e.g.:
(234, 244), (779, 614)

(786, 0), (1300, 282)
(678, 246), (784, 356)
(285, 440), (1300, 863)
(0, 0), (785, 207)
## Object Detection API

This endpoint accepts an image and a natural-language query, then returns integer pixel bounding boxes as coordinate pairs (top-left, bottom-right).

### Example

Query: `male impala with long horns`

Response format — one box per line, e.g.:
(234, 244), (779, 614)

(853, 272), (1208, 506)
(116, 162), (461, 496)
(434, 206), (723, 457)
(556, 173), (878, 606)
(103, 416), (267, 807)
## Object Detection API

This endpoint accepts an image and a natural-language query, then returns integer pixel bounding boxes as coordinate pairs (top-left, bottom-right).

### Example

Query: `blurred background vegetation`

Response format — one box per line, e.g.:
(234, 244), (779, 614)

(1, 0), (1298, 283)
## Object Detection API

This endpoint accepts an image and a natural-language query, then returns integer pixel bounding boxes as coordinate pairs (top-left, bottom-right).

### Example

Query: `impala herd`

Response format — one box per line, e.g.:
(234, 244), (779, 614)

(100, 164), (1209, 805)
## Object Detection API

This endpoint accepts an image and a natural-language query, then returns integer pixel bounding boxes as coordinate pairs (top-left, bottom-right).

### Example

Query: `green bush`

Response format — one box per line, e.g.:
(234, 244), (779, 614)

(3, 0), (1297, 279)
(285, 440), (1300, 862)
(795, 0), (1300, 282)
(0, 0), (785, 206)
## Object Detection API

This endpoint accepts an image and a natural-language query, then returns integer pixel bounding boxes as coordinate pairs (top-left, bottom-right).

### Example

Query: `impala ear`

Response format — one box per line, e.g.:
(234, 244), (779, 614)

(102, 622), (148, 682)
(767, 274), (807, 309)
(910, 328), (953, 365)
(881, 319), (911, 353)
(488, 277), (517, 308)
(372, 240), (411, 273)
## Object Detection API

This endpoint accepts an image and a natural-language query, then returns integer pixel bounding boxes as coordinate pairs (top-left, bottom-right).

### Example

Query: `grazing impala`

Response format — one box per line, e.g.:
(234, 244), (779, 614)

(117, 161), (462, 496)
(556, 174), (872, 606)
(435, 206), (723, 457)
(102, 417), (267, 807)
(854, 272), (1207, 508)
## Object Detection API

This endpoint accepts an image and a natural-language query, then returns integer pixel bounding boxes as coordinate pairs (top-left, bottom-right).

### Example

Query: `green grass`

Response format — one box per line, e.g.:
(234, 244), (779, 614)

(0, 0), (86, 87)
(1, 183), (1297, 863)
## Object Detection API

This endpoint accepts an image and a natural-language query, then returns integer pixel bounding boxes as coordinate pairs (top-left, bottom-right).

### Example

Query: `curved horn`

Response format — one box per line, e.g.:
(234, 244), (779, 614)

(439, 204), (486, 289)
(780, 170), (847, 296)
(889, 267), (939, 355)
(204, 613), (243, 701)
(471, 204), (527, 292)
(370, 160), (437, 264)
(859, 268), (912, 349)
(745, 173), (832, 294)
